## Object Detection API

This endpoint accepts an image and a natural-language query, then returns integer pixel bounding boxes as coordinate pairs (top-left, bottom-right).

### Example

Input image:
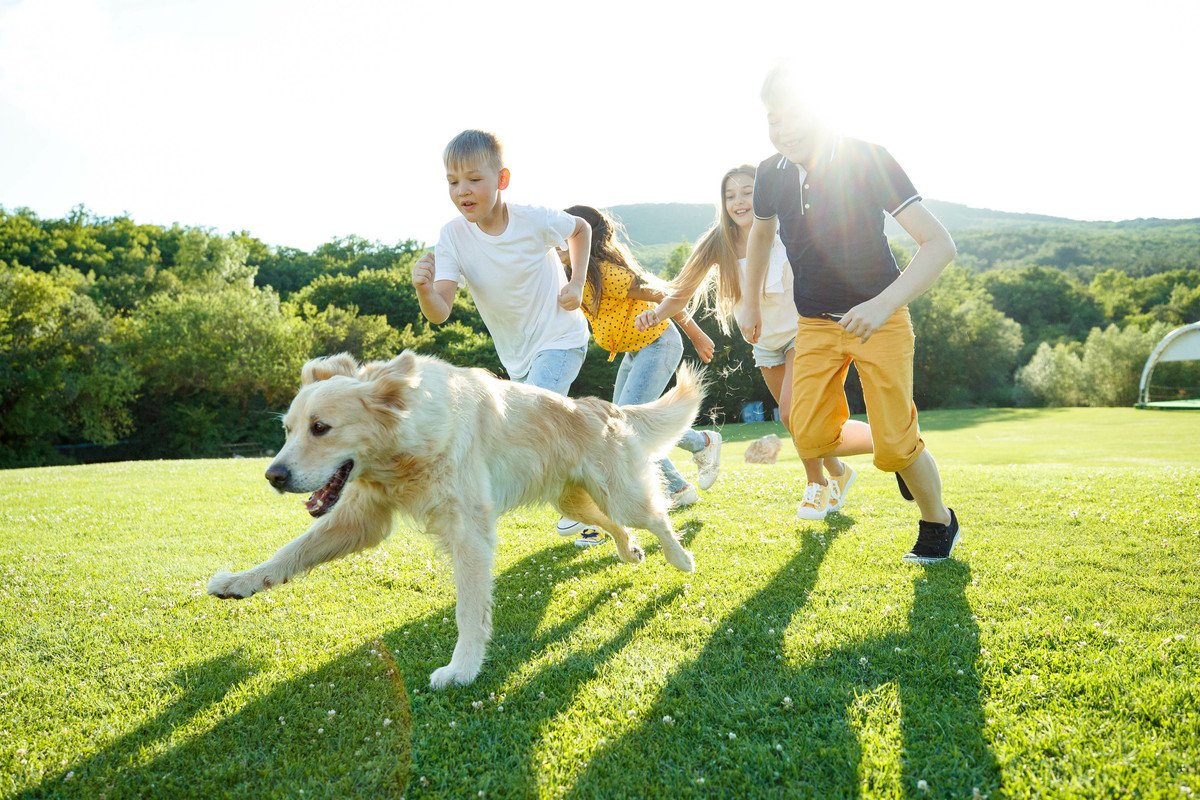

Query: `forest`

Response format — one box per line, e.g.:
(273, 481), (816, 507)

(2, 204), (1198, 468)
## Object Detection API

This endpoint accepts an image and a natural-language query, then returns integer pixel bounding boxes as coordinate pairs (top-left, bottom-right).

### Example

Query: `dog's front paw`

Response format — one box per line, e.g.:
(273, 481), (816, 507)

(429, 661), (481, 690)
(207, 570), (264, 600)
(665, 547), (695, 573)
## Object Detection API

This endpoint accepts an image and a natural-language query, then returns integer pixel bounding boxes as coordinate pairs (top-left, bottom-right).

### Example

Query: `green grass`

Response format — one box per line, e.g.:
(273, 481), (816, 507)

(2, 408), (1199, 799)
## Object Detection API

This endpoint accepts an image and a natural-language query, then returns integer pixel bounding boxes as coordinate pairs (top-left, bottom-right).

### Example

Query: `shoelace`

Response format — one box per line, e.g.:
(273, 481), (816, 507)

(801, 483), (824, 507)
(827, 480), (842, 505)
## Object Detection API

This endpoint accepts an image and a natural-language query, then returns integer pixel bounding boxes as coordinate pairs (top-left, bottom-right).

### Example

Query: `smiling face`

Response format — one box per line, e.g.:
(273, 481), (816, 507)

(446, 157), (508, 229)
(724, 172), (756, 230)
(766, 97), (825, 167)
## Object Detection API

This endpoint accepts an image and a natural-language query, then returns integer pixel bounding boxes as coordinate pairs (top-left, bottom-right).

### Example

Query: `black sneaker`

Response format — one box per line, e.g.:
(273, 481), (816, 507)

(902, 508), (960, 564)
(896, 472), (915, 501)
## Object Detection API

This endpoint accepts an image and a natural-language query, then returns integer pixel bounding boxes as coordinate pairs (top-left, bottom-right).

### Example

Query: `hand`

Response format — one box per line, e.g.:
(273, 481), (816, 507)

(738, 302), (762, 345)
(689, 329), (715, 364)
(634, 308), (661, 332)
(839, 298), (896, 343)
(412, 251), (435, 291)
(558, 284), (582, 311)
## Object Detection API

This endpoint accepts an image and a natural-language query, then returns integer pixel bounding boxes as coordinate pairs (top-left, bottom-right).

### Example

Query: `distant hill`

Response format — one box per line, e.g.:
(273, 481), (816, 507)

(609, 200), (1200, 278)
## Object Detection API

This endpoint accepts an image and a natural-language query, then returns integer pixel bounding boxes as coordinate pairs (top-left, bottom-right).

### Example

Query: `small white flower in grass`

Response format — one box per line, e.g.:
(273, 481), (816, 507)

(1064, 616), (1072, 622)
(662, 715), (675, 725)
(309, 683), (315, 688)
(973, 789), (983, 800)
(472, 701), (484, 710)
(449, 721), (456, 728)
(479, 792), (486, 798)
(917, 779), (929, 792)
(769, 628), (775, 635)
(958, 669), (965, 676)
(497, 705), (504, 712)
(383, 718), (392, 726)
(627, 710), (636, 718)
(419, 776), (430, 787)
(1176, 634), (1186, 641)
(317, 727), (324, 734)
(1179, 785), (1192, 796)
(774, 743), (783, 752)
(65, 772), (74, 781)
(894, 647), (903, 653)
(860, 657), (868, 665)
(782, 696), (793, 708)
(278, 716), (285, 724)
(696, 777), (705, 785)
(538, 692), (545, 700)
(727, 732), (737, 740)
(727, 628), (734, 635)
(328, 709), (337, 716)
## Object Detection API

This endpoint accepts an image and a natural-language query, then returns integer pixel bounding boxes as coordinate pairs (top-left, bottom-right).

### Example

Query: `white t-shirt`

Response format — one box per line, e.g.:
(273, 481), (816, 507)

(434, 203), (590, 378)
(735, 236), (798, 352)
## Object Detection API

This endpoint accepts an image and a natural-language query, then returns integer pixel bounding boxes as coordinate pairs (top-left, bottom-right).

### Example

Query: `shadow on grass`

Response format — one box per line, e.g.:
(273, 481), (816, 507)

(563, 549), (1000, 798)
(15, 520), (996, 798)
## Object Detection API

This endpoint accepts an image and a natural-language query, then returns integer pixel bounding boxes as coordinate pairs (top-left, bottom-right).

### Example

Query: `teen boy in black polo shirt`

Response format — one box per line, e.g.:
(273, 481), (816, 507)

(740, 65), (961, 563)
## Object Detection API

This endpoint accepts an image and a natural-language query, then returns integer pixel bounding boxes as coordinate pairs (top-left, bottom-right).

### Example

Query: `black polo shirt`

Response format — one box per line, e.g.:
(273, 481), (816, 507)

(753, 137), (920, 317)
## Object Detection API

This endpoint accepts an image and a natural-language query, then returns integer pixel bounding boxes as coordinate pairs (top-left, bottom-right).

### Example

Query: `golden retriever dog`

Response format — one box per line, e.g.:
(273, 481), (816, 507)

(208, 350), (703, 688)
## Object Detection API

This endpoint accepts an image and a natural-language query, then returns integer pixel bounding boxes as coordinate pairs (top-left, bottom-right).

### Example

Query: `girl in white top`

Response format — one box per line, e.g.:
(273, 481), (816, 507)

(637, 165), (874, 517)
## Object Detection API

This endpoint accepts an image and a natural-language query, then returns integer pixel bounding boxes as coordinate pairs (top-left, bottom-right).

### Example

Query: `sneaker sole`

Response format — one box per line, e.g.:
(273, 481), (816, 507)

(557, 523), (588, 537)
(796, 508), (829, 521)
(574, 536), (606, 548)
(901, 527), (961, 564)
(827, 468), (857, 513)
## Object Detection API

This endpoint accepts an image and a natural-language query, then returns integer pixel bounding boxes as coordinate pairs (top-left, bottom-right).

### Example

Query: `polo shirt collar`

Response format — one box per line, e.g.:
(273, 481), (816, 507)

(775, 137), (841, 172)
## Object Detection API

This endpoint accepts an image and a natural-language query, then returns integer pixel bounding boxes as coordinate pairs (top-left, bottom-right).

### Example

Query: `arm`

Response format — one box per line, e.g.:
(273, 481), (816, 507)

(627, 285), (714, 363)
(557, 217), (591, 311)
(839, 202), (956, 342)
(739, 216), (778, 344)
(411, 251), (459, 324)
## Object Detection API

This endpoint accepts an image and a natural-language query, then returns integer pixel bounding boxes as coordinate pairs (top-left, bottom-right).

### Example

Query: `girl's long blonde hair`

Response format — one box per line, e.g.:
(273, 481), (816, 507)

(669, 165), (756, 334)
(565, 204), (665, 317)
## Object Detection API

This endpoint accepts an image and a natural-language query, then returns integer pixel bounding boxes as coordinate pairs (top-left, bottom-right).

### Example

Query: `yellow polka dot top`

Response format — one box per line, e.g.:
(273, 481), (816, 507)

(581, 261), (670, 361)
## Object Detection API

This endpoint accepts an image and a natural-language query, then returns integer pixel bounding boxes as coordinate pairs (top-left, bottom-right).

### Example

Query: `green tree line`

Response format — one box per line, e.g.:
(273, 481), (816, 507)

(2, 206), (1198, 468)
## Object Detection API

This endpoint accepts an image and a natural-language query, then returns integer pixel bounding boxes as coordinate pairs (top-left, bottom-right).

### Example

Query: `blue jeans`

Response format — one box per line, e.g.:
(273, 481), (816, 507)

(513, 346), (586, 396)
(612, 323), (706, 493)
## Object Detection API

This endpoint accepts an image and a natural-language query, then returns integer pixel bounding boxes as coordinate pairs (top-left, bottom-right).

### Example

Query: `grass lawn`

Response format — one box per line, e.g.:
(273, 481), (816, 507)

(2, 407), (1199, 799)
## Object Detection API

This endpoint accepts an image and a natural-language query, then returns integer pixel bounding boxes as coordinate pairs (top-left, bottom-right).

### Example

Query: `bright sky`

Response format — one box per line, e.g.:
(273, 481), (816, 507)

(1, 0), (1197, 251)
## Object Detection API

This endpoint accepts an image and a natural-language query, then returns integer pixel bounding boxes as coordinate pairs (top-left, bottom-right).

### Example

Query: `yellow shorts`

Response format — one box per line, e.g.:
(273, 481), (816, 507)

(787, 307), (924, 472)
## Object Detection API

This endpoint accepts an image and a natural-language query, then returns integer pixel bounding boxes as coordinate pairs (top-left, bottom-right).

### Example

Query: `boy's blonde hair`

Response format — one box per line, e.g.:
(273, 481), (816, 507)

(443, 129), (504, 172)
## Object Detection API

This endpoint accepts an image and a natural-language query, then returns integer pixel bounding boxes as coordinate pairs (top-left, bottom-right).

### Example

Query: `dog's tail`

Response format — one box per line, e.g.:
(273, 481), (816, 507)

(623, 362), (706, 459)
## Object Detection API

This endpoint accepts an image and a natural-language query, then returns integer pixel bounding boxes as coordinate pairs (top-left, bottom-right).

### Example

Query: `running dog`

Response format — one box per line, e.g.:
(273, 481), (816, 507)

(208, 351), (703, 688)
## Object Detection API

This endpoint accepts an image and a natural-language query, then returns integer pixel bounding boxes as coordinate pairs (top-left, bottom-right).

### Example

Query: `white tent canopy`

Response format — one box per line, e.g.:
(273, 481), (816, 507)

(1138, 322), (1200, 406)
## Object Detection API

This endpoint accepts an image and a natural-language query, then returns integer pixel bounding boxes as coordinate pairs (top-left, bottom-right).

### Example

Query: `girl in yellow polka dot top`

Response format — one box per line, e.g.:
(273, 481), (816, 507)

(556, 205), (723, 547)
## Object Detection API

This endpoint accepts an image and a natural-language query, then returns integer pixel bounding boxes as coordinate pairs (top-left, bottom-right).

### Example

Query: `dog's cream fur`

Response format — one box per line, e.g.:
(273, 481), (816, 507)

(208, 350), (703, 688)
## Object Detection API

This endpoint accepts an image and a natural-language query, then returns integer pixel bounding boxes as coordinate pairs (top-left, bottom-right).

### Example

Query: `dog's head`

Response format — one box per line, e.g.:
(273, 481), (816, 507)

(265, 351), (421, 516)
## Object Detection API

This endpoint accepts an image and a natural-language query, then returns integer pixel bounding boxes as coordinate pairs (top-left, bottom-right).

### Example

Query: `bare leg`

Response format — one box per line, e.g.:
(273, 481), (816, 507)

(763, 350), (827, 484)
(897, 450), (951, 525)
(208, 485), (393, 599)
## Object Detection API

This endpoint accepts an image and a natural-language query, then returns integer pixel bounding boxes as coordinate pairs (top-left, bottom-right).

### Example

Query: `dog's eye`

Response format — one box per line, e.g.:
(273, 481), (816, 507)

(310, 421), (331, 436)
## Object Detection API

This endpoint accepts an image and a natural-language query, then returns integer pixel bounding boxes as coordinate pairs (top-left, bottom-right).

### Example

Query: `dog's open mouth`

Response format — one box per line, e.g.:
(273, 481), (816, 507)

(304, 460), (354, 517)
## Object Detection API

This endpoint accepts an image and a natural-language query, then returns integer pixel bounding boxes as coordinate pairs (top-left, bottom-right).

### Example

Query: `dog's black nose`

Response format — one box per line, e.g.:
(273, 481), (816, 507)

(265, 464), (290, 489)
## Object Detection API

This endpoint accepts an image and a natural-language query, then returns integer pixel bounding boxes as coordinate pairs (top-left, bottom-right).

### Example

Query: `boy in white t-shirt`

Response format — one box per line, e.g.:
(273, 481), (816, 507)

(412, 129), (596, 537)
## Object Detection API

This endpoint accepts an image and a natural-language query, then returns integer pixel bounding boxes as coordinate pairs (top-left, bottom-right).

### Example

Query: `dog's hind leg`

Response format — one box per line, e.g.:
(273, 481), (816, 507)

(208, 484), (393, 600)
(556, 485), (644, 564)
(597, 470), (695, 573)
(428, 506), (497, 690)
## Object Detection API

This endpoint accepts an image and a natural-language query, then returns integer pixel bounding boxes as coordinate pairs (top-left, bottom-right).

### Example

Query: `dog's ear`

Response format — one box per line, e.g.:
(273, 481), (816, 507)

(302, 353), (359, 385)
(364, 351), (421, 411)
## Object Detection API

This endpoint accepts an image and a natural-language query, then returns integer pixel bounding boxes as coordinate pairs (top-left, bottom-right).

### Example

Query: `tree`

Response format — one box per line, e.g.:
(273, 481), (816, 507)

(0, 265), (138, 466)
(911, 267), (1024, 407)
(662, 240), (691, 280)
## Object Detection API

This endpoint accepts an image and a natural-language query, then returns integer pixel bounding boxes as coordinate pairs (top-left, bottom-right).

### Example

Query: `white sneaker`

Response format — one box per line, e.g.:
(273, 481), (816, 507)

(826, 464), (857, 513)
(574, 528), (606, 548)
(796, 482), (830, 521)
(556, 517), (588, 537)
(669, 483), (699, 509)
(693, 431), (722, 490)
